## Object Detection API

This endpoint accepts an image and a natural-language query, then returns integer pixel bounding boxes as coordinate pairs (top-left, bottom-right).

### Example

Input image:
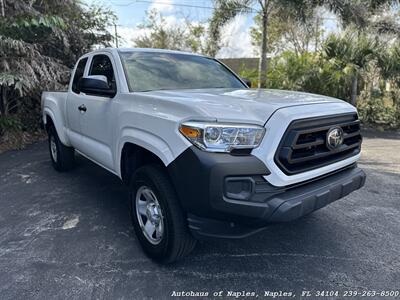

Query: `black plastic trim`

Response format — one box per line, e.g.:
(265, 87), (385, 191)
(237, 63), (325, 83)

(274, 113), (362, 175)
(167, 146), (365, 239)
(167, 146), (270, 220)
(187, 214), (267, 240)
(224, 176), (255, 200)
(186, 165), (366, 239)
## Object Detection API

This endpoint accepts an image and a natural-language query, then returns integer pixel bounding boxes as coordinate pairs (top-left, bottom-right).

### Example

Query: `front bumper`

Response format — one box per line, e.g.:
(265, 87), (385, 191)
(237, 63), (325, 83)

(167, 146), (366, 239)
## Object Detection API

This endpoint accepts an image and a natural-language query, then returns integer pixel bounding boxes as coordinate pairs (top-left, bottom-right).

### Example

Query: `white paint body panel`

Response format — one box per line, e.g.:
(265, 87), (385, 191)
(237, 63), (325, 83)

(41, 91), (71, 146)
(41, 48), (360, 186)
(142, 88), (344, 125)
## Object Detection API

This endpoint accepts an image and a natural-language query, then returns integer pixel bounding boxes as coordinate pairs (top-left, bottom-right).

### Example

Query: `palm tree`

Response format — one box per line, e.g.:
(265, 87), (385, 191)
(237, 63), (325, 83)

(208, 0), (347, 88)
(209, 0), (311, 88)
(323, 30), (381, 106)
(320, 0), (399, 106)
(209, 0), (399, 89)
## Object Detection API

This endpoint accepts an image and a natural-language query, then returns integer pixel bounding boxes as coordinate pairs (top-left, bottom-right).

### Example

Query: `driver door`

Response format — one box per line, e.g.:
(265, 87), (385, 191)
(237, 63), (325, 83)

(66, 57), (88, 149)
(77, 53), (117, 171)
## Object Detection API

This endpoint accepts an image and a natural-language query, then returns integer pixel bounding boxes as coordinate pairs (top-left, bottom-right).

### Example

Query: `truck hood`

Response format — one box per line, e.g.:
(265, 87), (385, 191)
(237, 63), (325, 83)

(139, 88), (346, 125)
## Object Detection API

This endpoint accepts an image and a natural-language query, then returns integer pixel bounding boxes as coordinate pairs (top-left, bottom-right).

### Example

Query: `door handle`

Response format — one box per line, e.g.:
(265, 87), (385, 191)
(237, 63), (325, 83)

(78, 104), (87, 112)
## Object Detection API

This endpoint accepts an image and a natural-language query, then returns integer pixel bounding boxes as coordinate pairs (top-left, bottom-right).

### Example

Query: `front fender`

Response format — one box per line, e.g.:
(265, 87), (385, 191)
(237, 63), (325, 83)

(115, 127), (190, 177)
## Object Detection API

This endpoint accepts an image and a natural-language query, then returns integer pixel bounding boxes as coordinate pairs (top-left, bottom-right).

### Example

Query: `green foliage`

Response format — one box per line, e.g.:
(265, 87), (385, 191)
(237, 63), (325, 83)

(239, 68), (258, 87)
(0, 115), (22, 135)
(311, 0), (399, 28)
(185, 23), (208, 54)
(208, 0), (254, 57)
(8, 15), (66, 30)
(0, 0), (116, 133)
(323, 30), (380, 72)
(357, 94), (399, 128)
(239, 45), (400, 128)
(134, 10), (186, 50)
(210, 0), (399, 89)
(379, 42), (400, 85)
(133, 10), (209, 54)
(209, 0), (327, 87)
(250, 6), (322, 55)
(264, 51), (353, 100)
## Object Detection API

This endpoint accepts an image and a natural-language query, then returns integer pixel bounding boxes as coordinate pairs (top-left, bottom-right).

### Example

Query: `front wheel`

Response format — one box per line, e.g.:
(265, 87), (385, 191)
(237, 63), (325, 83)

(48, 125), (75, 172)
(129, 165), (197, 263)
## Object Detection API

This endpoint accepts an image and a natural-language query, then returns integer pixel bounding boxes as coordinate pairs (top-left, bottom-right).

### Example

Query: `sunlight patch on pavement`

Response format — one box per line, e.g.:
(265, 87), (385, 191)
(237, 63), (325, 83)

(62, 216), (80, 230)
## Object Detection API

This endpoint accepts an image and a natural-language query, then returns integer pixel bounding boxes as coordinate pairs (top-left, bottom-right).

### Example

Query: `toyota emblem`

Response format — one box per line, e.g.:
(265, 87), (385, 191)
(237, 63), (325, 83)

(326, 127), (344, 150)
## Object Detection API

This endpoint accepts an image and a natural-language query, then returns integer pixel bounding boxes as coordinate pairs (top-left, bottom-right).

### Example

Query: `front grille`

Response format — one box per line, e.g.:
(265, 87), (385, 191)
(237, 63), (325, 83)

(275, 113), (362, 175)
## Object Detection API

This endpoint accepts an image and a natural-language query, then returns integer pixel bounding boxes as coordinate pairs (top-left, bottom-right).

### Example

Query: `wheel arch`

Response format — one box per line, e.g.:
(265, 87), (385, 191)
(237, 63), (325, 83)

(119, 141), (167, 185)
(43, 109), (70, 146)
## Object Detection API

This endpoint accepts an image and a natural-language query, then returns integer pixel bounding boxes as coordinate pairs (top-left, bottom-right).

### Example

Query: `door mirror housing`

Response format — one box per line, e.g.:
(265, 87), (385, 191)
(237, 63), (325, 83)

(88, 75), (108, 84)
(242, 78), (252, 88)
(78, 76), (116, 97)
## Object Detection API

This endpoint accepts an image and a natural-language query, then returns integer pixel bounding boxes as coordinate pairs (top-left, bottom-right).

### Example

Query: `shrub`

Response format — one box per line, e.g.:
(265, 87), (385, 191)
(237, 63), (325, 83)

(357, 94), (399, 129)
(0, 115), (22, 136)
(239, 51), (399, 129)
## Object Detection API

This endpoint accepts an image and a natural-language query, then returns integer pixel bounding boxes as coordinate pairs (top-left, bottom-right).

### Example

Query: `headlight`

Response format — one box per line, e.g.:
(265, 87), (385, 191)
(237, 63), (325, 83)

(179, 121), (265, 153)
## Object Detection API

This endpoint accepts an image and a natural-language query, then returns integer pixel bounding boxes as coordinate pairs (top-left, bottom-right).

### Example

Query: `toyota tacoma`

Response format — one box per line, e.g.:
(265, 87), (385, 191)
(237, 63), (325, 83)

(41, 48), (366, 263)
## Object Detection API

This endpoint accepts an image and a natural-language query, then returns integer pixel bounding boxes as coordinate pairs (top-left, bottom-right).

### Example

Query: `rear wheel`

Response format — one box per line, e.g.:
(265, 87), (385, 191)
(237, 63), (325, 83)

(129, 164), (196, 263)
(48, 125), (75, 171)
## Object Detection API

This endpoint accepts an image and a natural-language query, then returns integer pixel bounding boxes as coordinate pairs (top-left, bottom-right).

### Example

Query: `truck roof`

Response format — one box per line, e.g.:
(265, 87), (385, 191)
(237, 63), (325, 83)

(88, 47), (205, 57)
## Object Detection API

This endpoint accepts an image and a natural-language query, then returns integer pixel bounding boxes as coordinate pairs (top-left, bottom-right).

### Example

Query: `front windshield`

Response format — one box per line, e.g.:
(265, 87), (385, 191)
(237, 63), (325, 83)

(119, 51), (246, 92)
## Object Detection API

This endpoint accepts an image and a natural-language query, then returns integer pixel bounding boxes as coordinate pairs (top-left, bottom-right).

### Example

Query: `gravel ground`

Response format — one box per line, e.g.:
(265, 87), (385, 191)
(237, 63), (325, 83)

(0, 130), (399, 300)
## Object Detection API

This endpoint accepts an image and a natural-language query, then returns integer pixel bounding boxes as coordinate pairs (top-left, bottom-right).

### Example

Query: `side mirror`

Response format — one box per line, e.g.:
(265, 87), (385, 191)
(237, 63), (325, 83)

(242, 78), (252, 88)
(78, 75), (116, 97)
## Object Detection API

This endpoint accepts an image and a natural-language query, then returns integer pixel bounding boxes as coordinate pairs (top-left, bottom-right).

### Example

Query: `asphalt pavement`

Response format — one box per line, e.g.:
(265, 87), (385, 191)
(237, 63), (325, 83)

(0, 130), (399, 300)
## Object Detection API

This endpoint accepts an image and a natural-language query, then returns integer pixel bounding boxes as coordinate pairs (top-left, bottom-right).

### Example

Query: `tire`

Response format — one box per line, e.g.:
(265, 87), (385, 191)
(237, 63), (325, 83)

(129, 164), (197, 263)
(48, 125), (75, 172)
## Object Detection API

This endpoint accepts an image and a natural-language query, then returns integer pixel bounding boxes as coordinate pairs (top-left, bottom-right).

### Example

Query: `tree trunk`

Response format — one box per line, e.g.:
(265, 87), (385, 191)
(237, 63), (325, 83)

(314, 17), (321, 52)
(351, 74), (358, 106)
(0, 0), (5, 17)
(258, 9), (268, 88)
(0, 86), (6, 116)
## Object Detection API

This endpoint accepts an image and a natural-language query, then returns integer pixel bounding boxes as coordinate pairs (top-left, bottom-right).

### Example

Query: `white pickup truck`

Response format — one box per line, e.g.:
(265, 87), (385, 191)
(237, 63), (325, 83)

(41, 48), (366, 263)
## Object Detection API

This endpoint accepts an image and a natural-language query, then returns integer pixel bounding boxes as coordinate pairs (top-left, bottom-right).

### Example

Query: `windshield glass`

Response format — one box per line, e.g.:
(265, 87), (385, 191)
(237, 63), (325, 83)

(119, 51), (245, 92)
